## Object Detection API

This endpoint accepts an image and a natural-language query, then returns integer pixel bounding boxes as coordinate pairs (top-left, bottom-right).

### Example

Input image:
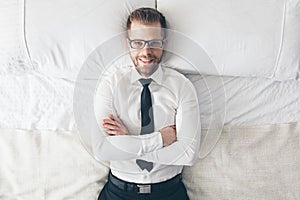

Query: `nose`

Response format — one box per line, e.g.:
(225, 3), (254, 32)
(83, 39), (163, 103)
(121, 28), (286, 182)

(140, 42), (152, 54)
(144, 41), (151, 48)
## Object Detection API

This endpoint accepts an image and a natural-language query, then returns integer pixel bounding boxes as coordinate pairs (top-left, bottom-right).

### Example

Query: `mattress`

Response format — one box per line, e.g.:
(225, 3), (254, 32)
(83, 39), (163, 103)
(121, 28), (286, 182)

(1, 120), (299, 199)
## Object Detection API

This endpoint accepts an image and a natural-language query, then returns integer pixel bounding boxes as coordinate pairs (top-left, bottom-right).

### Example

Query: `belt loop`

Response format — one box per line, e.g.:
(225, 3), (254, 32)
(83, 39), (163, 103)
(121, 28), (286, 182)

(124, 182), (127, 191)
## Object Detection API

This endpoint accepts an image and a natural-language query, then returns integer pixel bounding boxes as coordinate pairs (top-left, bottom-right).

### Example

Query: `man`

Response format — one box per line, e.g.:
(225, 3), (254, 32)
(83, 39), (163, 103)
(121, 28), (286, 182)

(94, 7), (201, 200)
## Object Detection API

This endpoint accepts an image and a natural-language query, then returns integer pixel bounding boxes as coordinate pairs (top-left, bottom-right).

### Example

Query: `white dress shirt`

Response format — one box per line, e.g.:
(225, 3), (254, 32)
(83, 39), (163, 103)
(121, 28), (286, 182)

(94, 64), (201, 183)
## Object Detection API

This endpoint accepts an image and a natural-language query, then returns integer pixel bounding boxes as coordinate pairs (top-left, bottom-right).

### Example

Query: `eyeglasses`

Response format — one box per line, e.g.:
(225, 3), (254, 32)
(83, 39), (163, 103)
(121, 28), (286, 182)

(128, 39), (164, 49)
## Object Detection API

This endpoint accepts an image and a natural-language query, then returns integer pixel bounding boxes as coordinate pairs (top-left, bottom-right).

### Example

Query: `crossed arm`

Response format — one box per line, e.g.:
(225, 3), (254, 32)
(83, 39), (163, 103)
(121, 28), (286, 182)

(93, 79), (201, 166)
(102, 114), (177, 147)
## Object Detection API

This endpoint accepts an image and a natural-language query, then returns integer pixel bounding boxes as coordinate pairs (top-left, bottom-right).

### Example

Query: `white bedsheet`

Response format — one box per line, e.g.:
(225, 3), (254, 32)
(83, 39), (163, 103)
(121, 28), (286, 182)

(189, 75), (300, 127)
(0, 73), (299, 130)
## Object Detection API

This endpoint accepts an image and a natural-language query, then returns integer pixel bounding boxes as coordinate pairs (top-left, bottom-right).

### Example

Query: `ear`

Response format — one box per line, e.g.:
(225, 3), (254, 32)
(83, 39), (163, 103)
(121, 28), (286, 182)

(163, 38), (168, 48)
(125, 37), (131, 50)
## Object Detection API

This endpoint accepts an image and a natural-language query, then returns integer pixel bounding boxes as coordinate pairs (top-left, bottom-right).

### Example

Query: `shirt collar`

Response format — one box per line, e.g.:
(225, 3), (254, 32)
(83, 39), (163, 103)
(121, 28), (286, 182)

(130, 64), (163, 85)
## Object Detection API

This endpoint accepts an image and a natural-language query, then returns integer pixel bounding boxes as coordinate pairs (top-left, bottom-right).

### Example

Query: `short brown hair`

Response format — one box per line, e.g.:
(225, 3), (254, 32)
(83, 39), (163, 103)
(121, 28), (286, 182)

(127, 7), (167, 30)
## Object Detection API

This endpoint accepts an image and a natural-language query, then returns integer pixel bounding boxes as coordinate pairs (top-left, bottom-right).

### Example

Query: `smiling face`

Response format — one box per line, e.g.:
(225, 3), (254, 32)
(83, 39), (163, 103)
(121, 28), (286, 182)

(128, 21), (164, 78)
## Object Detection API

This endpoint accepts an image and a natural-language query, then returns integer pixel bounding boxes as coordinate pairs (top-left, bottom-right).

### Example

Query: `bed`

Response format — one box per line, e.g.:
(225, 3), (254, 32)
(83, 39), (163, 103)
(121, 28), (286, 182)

(0, 0), (299, 199)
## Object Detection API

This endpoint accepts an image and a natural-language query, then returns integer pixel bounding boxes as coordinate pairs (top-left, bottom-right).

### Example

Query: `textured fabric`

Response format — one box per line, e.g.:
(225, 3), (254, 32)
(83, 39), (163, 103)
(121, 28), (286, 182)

(0, 129), (108, 200)
(1, 72), (300, 132)
(0, 122), (299, 199)
(184, 122), (300, 200)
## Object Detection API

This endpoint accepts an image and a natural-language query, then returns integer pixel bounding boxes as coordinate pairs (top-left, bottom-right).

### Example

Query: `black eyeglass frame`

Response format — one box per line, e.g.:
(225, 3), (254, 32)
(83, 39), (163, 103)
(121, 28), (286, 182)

(128, 39), (165, 49)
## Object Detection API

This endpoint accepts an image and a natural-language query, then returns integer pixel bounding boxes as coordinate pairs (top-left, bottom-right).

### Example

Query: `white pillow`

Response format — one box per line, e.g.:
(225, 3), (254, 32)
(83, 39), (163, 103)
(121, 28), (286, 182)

(274, 0), (300, 80)
(0, 0), (32, 75)
(157, 0), (300, 80)
(26, 0), (155, 80)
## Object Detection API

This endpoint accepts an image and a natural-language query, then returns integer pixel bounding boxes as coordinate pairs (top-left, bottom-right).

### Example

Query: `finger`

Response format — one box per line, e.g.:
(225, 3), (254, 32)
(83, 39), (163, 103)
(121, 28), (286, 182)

(111, 116), (123, 129)
(108, 114), (115, 120)
(113, 115), (122, 124)
(103, 123), (118, 130)
(108, 115), (122, 127)
(114, 120), (122, 129)
(106, 129), (123, 135)
(103, 118), (114, 123)
(105, 129), (118, 135)
(102, 119), (116, 126)
(106, 115), (121, 127)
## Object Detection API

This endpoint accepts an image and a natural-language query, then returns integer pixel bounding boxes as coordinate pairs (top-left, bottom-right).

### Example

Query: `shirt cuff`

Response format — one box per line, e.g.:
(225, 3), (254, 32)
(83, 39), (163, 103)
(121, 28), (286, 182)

(141, 131), (163, 153)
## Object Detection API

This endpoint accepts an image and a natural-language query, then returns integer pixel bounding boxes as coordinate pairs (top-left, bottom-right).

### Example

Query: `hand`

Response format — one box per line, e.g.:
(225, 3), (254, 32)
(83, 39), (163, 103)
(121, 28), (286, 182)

(160, 125), (177, 147)
(102, 114), (129, 135)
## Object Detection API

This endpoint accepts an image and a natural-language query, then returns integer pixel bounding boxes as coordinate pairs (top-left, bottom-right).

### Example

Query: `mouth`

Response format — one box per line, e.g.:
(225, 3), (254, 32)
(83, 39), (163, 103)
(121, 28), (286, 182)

(138, 57), (155, 65)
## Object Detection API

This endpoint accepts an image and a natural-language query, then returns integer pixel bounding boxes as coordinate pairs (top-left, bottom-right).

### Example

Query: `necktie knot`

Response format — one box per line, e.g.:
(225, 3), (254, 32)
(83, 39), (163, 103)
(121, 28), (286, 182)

(139, 78), (152, 87)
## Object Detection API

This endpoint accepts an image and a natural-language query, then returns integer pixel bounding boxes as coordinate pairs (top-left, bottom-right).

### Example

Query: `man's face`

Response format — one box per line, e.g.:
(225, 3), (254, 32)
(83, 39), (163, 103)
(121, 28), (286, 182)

(127, 21), (164, 77)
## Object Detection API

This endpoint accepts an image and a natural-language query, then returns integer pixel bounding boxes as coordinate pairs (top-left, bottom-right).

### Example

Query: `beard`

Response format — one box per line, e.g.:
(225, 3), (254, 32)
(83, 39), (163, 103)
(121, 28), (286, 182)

(131, 54), (161, 77)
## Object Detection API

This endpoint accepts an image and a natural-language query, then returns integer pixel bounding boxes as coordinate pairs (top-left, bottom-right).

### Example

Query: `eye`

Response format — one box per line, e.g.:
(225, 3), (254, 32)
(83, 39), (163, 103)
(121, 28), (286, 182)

(131, 40), (145, 48)
(149, 40), (163, 48)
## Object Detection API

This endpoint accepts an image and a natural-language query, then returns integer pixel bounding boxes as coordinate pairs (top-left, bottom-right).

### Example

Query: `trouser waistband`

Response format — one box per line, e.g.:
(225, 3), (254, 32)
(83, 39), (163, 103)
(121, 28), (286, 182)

(108, 172), (182, 194)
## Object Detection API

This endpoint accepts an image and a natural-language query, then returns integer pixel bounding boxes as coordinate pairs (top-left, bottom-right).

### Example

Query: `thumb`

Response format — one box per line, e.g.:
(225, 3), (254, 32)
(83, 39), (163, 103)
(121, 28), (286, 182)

(108, 114), (114, 120)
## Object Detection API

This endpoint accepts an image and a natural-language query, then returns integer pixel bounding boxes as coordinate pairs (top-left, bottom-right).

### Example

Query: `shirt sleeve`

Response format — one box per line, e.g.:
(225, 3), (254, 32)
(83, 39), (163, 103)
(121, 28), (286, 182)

(93, 76), (163, 161)
(138, 80), (201, 166)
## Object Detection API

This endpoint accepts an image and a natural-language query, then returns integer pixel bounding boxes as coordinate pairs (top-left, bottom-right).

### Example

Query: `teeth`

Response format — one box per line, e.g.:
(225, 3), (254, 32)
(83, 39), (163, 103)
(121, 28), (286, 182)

(139, 58), (153, 63)
(141, 58), (151, 61)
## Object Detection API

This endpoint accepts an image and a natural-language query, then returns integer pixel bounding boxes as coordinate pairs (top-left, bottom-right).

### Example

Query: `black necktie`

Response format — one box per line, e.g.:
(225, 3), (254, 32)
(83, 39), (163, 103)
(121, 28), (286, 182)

(136, 78), (154, 172)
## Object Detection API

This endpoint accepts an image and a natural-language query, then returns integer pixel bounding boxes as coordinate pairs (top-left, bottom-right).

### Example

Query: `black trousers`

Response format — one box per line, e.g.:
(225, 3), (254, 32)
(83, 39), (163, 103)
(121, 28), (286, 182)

(98, 172), (190, 200)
